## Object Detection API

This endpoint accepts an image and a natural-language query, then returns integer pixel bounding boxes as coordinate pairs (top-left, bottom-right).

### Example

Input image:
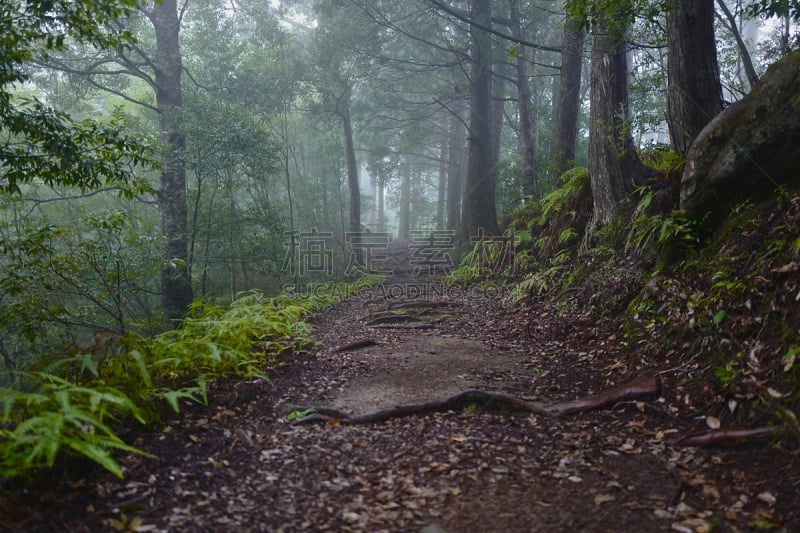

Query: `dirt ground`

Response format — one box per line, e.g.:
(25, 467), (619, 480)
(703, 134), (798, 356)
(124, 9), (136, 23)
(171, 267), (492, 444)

(4, 257), (800, 532)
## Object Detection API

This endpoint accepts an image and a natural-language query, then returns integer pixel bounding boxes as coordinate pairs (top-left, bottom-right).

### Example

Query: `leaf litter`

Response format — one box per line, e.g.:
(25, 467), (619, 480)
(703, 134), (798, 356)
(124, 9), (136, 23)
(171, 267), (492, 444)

(3, 265), (799, 532)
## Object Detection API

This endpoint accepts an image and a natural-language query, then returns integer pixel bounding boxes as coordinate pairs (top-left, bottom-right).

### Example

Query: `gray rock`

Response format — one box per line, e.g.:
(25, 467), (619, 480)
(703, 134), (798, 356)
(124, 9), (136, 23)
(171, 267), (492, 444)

(680, 52), (800, 224)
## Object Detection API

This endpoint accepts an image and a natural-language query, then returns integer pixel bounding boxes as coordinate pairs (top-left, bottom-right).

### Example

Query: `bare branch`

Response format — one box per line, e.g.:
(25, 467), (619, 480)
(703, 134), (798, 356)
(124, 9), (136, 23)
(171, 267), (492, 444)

(425, 0), (562, 52)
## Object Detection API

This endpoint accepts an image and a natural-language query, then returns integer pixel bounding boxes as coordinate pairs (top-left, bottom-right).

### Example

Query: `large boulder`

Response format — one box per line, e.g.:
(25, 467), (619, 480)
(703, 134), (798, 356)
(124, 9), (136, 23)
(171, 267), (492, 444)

(681, 52), (800, 224)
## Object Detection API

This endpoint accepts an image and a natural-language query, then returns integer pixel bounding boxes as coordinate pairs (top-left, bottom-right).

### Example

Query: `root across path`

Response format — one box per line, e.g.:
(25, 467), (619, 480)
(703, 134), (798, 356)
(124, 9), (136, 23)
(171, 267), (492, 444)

(290, 377), (663, 424)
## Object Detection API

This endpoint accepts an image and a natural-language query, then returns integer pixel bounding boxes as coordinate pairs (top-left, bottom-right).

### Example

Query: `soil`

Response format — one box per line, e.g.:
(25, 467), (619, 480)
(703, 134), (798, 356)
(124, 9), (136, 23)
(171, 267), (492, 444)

(3, 244), (799, 532)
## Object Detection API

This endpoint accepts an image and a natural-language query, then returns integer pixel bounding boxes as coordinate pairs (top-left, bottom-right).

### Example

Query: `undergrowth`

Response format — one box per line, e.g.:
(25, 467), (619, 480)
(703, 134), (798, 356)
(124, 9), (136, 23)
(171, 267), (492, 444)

(0, 275), (382, 479)
(448, 155), (800, 438)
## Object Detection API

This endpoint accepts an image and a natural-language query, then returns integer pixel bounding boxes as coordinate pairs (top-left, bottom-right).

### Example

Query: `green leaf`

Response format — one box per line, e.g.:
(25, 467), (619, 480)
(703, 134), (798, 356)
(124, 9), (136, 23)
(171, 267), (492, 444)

(286, 407), (316, 422)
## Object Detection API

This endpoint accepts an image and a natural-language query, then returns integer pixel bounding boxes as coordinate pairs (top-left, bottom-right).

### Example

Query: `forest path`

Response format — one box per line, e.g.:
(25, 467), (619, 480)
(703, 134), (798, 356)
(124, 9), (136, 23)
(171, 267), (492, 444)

(19, 242), (797, 532)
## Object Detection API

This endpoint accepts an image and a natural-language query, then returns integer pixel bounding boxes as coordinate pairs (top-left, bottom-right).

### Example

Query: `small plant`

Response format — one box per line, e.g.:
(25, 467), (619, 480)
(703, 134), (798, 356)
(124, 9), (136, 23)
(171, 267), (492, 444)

(626, 192), (700, 256)
(286, 407), (316, 422)
(0, 374), (153, 478)
(536, 167), (589, 226)
(714, 357), (743, 389)
(0, 276), (380, 480)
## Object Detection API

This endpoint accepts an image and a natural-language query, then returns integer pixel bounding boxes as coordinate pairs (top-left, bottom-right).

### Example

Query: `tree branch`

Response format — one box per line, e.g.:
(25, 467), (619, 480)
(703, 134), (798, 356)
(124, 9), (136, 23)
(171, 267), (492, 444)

(425, 0), (562, 52)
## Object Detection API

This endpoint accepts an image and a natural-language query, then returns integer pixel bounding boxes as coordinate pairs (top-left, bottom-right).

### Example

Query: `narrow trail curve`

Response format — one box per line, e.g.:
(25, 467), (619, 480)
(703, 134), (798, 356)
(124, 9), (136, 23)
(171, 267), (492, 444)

(18, 242), (798, 532)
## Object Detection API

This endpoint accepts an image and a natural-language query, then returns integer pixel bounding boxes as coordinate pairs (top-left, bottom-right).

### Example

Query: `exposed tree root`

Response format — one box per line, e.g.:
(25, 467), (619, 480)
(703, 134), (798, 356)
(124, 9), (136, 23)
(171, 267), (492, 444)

(292, 376), (662, 425)
(328, 338), (378, 353)
(670, 427), (783, 447)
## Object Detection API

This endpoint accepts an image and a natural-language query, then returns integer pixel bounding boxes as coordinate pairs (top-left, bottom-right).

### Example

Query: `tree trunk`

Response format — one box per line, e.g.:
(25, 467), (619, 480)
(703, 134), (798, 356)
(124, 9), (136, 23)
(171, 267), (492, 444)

(489, 72), (504, 212)
(463, 0), (498, 237)
(437, 127), (448, 229)
(399, 156), (411, 240)
(377, 174), (385, 231)
(341, 101), (361, 236)
(667, 0), (723, 156)
(446, 98), (467, 230)
(225, 164), (238, 300)
(588, 13), (649, 227)
(153, 0), (192, 320)
(510, 0), (537, 199)
(551, 13), (585, 180)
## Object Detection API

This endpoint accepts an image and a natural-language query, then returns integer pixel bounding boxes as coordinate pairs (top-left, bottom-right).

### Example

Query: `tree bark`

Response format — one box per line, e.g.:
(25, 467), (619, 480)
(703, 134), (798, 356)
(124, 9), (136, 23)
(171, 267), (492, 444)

(437, 126), (448, 229)
(377, 174), (385, 231)
(588, 13), (649, 226)
(399, 156), (411, 240)
(667, 0), (723, 156)
(463, 0), (498, 238)
(446, 98), (467, 230)
(510, 0), (537, 199)
(551, 13), (585, 181)
(153, 0), (192, 320)
(489, 70), (504, 211)
(341, 101), (361, 237)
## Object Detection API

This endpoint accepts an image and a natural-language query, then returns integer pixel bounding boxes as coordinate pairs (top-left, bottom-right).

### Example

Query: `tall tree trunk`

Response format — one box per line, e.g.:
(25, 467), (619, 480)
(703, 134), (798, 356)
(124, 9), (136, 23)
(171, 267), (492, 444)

(667, 0), (723, 156)
(588, 13), (649, 226)
(551, 13), (585, 181)
(489, 72), (505, 212)
(446, 98), (467, 231)
(225, 165), (238, 300)
(437, 127), (448, 229)
(153, 0), (192, 320)
(463, 0), (498, 237)
(399, 156), (411, 240)
(377, 174), (385, 231)
(510, 0), (537, 198)
(341, 101), (360, 236)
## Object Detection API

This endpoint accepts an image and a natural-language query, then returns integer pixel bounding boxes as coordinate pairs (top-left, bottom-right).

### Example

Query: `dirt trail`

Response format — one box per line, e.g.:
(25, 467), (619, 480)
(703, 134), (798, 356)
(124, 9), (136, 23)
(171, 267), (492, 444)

(10, 242), (799, 532)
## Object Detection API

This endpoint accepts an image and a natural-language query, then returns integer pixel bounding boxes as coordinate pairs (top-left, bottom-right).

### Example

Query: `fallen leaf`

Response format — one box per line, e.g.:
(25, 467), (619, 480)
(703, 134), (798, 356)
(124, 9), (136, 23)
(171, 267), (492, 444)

(594, 493), (615, 505)
(706, 416), (720, 429)
(757, 492), (776, 506)
(702, 485), (720, 501)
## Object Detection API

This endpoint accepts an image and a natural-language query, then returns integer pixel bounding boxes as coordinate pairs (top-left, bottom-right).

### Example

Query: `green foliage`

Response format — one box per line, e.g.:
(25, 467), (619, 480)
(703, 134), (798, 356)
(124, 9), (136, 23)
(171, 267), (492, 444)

(536, 167), (589, 227)
(626, 189), (701, 256)
(0, 276), (378, 479)
(444, 241), (492, 287)
(566, 0), (665, 33)
(714, 356), (744, 390)
(504, 262), (565, 305)
(1, 0), (156, 196)
(0, 210), (162, 371)
(0, 374), (152, 478)
(286, 407), (316, 422)
(640, 148), (684, 174)
(747, 0), (800, 21)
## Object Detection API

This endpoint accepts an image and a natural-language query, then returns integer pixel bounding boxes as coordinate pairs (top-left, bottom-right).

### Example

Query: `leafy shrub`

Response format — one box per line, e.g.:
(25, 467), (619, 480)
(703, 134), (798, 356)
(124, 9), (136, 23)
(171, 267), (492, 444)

(0, 374), (151, 478)
(0, 277), (381, 480)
